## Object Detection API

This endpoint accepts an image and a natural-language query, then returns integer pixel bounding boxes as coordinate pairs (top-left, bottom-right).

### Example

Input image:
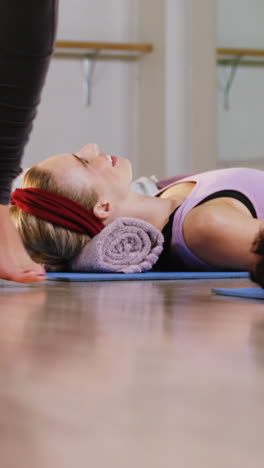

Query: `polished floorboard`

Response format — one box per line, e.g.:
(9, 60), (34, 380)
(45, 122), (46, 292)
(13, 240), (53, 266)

(0, 277), (264, 467)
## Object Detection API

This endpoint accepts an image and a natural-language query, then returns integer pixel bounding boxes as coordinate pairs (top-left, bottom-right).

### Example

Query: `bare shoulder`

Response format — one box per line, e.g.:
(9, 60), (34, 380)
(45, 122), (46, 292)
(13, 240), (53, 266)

(182, 200), (263, 270)
(183, 203), (221, 251)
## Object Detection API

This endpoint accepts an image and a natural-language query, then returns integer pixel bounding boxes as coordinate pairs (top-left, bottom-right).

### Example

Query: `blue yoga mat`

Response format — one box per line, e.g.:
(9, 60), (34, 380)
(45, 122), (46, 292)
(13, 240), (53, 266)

(212, 287), (264, 299)
(47, 271), (249, 282)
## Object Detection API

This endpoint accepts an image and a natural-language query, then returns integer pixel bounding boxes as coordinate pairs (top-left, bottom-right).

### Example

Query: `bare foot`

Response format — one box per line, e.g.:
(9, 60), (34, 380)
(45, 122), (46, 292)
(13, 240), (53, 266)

(0, 205), (46, 283)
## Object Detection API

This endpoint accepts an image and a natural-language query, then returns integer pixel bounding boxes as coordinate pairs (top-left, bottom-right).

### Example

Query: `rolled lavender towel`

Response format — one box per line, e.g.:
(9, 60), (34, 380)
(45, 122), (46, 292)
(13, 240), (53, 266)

(71, 217), (164, 273)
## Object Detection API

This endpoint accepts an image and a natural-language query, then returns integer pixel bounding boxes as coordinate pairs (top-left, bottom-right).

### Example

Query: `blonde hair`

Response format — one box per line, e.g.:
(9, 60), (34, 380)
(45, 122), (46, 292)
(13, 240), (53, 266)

(10, 166), (99, 271)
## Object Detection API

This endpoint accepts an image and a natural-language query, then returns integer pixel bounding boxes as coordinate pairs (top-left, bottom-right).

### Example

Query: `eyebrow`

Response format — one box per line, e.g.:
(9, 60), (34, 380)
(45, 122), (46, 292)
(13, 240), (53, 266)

(71, 153), (88, 168)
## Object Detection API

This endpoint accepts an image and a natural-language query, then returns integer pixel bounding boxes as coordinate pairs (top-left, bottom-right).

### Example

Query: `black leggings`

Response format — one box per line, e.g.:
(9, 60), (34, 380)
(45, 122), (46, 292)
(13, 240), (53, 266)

(0, 0), (58, 204)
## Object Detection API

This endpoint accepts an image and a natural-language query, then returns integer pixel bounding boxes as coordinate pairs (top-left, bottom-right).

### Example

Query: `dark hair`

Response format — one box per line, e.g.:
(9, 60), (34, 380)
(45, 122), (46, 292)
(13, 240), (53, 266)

(250, 229), (264, 288)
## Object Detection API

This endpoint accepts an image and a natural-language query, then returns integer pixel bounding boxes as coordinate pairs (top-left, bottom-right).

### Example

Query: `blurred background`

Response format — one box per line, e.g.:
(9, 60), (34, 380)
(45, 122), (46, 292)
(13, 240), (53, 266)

(22, 0), (264, 181)
(217, 0), (264, 169)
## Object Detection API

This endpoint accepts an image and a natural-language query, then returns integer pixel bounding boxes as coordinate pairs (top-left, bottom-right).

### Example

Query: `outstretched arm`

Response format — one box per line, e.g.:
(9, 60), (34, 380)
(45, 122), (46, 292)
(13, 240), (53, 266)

(183, 199), (264, 272)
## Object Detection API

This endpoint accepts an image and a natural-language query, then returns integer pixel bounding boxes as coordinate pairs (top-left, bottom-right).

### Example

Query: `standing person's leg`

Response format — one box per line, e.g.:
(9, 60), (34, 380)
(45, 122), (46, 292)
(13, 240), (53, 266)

(0, 0), (58, 282)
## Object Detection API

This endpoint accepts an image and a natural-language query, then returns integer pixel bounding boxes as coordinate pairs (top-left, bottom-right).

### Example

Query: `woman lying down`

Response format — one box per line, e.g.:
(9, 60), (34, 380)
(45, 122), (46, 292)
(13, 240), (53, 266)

(10, 143), (264, 287)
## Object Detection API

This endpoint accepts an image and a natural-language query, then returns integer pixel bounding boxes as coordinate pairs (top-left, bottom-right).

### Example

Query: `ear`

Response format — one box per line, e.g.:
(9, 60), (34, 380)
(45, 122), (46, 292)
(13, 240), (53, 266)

(93, 201), (112, 221)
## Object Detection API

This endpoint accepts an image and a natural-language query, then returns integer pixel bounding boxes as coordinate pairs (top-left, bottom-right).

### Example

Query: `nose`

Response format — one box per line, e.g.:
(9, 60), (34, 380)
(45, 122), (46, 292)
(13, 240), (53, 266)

(76, 143), (100, 159)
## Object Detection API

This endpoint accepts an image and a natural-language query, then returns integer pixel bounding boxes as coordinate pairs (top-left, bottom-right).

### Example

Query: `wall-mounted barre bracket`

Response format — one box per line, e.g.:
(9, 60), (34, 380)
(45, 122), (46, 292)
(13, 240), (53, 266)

(217, 55), (242, 110)
(83, 52), (100, 106)
(217, 48), (264, 110)
(54, 40), (153, 106)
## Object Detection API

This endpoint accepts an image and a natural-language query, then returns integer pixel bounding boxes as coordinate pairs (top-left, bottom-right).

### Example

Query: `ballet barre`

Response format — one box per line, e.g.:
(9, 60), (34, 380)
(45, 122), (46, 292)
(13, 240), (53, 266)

(54, 40), (153, 105)
(217, 48), (264, 110)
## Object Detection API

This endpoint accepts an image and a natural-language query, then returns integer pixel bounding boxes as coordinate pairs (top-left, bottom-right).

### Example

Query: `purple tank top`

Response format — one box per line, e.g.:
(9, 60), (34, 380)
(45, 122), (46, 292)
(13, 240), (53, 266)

(157, 168), (264, 270)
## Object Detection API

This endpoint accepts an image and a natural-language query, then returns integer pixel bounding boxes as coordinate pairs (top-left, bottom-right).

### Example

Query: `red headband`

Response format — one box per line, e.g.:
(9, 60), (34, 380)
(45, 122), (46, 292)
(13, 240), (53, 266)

(11, 188), (104, 237)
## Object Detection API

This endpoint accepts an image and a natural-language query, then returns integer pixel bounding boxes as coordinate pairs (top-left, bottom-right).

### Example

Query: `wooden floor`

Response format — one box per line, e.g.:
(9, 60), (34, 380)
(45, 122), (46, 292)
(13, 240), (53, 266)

(0, 276), (264, 467)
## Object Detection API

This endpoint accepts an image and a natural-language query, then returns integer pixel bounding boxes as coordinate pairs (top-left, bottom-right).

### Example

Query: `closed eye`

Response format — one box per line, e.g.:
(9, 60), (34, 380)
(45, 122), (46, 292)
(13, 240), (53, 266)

(72, 153), (90, 167)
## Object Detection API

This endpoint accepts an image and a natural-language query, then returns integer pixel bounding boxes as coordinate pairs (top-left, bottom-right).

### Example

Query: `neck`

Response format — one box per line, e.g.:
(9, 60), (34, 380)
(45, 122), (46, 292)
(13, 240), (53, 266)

(116, 191), (179, 231)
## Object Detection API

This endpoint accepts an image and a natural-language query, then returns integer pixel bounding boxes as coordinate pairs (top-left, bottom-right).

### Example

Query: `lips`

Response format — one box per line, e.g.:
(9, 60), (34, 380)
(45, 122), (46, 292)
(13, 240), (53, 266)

(111, 156), (117, 167)
(102, 153), (118, 167)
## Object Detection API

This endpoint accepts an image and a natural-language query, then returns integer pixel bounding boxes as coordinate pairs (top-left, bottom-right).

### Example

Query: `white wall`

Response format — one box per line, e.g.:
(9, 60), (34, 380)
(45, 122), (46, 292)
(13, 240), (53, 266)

(23, 0), (138, 170)
(189, 0), (217, 173)
(217, 0), (264, 167)
(165, 0), (191, 176)
(137, 0), (217, 178)
(136, 0), (166, 177)
(23, 0), (217, 179)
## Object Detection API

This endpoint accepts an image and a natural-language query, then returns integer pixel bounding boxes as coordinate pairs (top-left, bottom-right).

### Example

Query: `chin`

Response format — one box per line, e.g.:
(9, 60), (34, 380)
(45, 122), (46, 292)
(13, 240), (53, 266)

(126, 159), (133, 180)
